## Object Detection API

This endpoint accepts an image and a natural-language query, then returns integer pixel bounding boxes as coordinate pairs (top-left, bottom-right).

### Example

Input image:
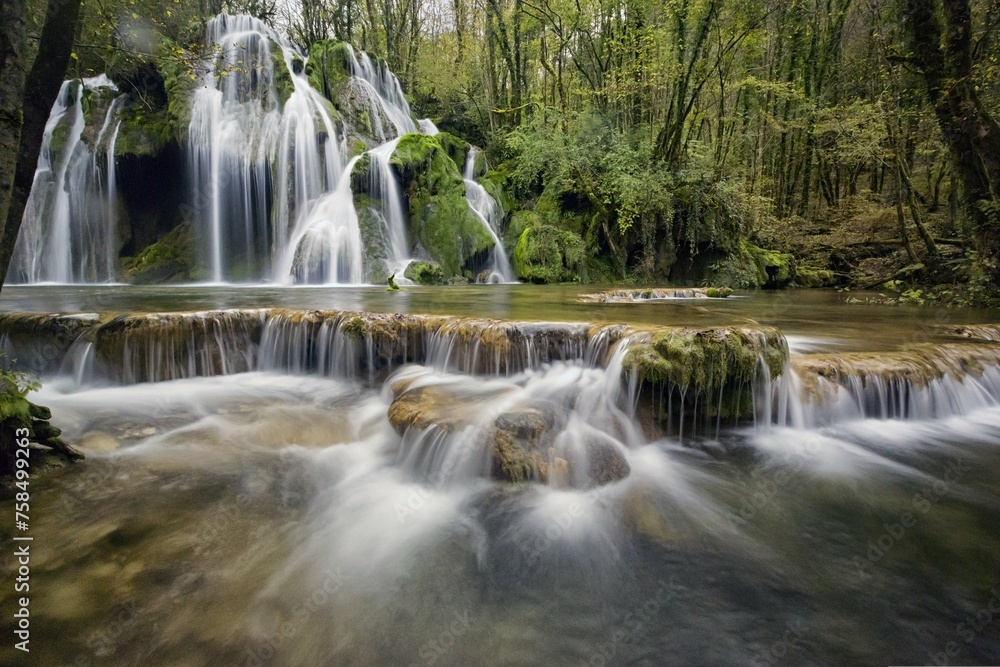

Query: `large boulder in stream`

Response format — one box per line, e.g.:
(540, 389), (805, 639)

(387, 380), (630, 487)
(390, 134), (495, 277)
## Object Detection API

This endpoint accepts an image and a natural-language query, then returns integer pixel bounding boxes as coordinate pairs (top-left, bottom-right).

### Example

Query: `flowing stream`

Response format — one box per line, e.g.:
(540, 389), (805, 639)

(0, 287), (999, 665)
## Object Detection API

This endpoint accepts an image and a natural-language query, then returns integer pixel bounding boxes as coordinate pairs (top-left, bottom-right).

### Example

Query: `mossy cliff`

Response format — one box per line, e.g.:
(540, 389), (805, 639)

(390, 134), (494, 276)
(121, 222), (196, 284)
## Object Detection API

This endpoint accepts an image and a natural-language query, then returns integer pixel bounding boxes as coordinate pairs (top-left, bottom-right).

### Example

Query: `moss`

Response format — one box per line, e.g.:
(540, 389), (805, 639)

(114, 100), (174, 157)
(306, 40), (354, 103)
(434, 131), (471, 172)
(511, 216), (587, 284)
(795, 267), (837, 288)
(622, 326), (788, 421)
(120, 222), (194, 284)
(710, 240), (796, 289)
(404, 261), (445, 285)
(390, 133), (494, 277)
(0, 373), (82, 480)
(341, 316), (365, 339)
(271, 46), (296, 108)
(480, 165), (516, 215)
(705, 287), (733, 298)
(158, 40), (199, 144)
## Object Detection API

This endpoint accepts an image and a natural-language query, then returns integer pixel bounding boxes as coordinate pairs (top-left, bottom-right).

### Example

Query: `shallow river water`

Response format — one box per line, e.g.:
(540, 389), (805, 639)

(1, 285), (999, 666)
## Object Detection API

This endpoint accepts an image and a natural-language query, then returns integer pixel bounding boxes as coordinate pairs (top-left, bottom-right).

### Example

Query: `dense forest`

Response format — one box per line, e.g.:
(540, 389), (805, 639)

(2, 0), (1000, 299)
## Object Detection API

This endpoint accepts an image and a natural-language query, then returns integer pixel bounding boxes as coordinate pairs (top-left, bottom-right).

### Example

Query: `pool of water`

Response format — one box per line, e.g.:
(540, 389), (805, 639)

(1, 286), (999, 666)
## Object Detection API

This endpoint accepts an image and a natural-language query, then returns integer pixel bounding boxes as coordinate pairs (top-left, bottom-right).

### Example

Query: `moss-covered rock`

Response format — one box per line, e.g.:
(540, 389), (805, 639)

(121, 222), (195, 284)
(623, 326), (788, 424)
(271, 46), (296, 108)
(0, 373), (82, 481)
(353, 194), (392, 282)
(709, 240), (796, 289)
(511, 213), (587, 284)
(705, 287), (733, 298)
(306, 40), (354, 102)
(795, 266), (837, 288)
(404, 261), (445, 285)
(390, 133), (494, 276)
(434, 132), (471, 172)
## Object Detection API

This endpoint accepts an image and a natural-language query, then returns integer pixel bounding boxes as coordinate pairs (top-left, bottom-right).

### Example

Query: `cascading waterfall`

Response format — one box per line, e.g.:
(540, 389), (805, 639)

(189, 14), (344, 282)
(367, 138), (411, 274)
(346, 50), (418, 140)
(463, 148), (514, 283)
(9, 77), (123, 284)
(11, 14), (512, 286)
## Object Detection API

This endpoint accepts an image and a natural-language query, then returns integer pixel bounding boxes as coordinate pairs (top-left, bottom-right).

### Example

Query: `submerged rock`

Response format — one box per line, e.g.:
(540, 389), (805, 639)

(388, 381), (629, 487)
(579, 287), (731, 303)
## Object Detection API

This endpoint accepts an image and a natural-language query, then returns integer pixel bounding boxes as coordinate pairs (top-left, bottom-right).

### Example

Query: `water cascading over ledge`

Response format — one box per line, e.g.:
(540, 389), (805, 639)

(9, 77), (123, 284)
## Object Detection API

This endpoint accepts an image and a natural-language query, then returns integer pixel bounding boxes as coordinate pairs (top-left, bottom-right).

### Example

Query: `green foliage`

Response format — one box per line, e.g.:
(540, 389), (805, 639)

(511, 213), (587, 284)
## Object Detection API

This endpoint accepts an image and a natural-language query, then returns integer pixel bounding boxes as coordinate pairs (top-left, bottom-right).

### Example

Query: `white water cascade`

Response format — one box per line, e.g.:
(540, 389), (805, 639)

(10, 76), (123, 284)
(188, 14), (344, 282)
(463, 148), (514, 283)
(11, 13), (513, 287)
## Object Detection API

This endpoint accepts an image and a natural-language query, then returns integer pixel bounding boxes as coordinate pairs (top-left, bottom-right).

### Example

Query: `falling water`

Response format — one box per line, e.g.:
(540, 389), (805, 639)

(188, 14), (343, 282)
(10, 77), (123, 284)
(463, 148), (514, 283)
(346, 50), (418, 140)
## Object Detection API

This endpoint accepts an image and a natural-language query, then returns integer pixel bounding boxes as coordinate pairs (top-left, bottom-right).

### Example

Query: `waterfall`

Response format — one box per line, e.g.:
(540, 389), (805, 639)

(188, 14), (343, 282)
(346, 50), (417, 140)
(9, 76), (123, 284)
(366, 138), (412, 274)
(275, 157), (365, 284)
(463, 148), (514, 283)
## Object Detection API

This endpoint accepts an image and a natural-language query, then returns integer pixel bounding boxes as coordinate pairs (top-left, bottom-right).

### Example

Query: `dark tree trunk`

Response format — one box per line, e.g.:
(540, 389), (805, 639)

(0, 0), (83, 292)
(0, 0), (27, 237)
(905, 0), (1000, 283)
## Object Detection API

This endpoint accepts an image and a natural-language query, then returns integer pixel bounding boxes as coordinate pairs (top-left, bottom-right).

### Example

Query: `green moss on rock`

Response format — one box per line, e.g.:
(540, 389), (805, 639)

(622, 326), (788, 422)
(434, 132), (471, 172)
(307, 40), (354, 103)
(121, 222), (194, 284)
(354, 193), (392, 282)
(390, 133), (494, 277)
(404, 261), (445, 285)
(511, 214), (587, 284)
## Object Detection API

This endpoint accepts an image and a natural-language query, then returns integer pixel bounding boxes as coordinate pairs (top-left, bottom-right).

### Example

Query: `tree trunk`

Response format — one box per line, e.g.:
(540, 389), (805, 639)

(905, 0), (1000, 283)
(0, 0), (27, 238)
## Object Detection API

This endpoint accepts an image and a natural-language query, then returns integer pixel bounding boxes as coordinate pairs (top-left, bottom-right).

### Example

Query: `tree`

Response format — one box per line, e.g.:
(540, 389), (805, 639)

(0, 0), (27, 248)
(0, 0), (85, 291)
(904, 0), (1000, 284)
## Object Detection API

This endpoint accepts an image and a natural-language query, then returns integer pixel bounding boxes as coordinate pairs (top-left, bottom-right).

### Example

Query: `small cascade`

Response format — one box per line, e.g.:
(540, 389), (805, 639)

(346, 50), (417, 140)
(418, 118), (440, 135)
(90, 310), (266, 384)
(276, 157), (365, 284)
(10, 77), (123, 284)
(367, 139), (410, 270)
(189, 14), (343, 282)
(758, 344), (1000, 428)
(462, 148), (514, 283)
(387, 336), (636, 487)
